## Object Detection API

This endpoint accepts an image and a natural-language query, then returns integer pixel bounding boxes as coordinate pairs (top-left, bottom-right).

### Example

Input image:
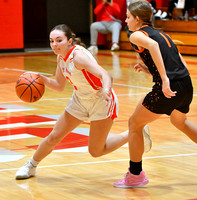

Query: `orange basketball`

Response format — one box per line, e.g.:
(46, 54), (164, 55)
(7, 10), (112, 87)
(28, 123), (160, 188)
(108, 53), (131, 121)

(15, 72), (45, 103)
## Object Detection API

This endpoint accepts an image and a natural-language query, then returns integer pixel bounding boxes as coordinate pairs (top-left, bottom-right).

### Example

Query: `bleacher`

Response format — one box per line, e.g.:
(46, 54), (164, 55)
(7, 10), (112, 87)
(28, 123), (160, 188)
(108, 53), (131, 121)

(106, 8), (197, 55)
(155, 19), (197, 55)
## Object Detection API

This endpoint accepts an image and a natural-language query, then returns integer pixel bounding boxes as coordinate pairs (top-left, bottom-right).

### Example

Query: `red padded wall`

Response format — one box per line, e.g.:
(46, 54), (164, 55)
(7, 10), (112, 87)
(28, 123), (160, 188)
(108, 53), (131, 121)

(0, 0), (24, 49)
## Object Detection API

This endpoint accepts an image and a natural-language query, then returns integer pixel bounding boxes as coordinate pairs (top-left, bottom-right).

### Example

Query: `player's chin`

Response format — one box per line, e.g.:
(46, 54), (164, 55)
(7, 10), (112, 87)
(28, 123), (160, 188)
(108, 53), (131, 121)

(52, 49), (59, 55)
(128, 26), (134, 32)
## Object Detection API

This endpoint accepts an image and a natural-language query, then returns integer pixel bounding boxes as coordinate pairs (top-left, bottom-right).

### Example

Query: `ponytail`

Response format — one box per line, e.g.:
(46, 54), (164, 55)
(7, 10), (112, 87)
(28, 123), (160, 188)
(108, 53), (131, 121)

(71, 33), (86, 48)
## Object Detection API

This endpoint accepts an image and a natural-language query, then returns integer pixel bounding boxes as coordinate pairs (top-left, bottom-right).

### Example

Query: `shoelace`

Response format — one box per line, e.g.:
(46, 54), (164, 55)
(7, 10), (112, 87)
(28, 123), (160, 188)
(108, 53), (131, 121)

(24, 161), (36, 168)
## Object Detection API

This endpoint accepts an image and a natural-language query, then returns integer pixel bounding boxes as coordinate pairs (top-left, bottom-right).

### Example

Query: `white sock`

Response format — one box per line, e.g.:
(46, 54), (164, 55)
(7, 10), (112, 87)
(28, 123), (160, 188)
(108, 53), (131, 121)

(30, 157), (39, 167)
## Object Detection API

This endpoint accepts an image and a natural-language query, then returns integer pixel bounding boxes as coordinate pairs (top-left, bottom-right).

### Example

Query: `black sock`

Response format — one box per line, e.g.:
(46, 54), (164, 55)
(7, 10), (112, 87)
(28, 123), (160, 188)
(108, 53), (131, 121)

(129, 160), (142, 175)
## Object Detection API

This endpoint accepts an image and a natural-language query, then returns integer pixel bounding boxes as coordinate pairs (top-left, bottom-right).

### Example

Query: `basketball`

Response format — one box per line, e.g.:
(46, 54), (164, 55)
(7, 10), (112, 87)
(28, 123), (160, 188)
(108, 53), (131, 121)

(15, 72), (45, 103)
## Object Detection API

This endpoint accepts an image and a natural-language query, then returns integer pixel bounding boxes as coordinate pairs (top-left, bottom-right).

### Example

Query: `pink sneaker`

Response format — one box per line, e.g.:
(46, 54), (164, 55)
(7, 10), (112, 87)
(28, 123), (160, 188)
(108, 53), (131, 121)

(113, 170), (149, 188)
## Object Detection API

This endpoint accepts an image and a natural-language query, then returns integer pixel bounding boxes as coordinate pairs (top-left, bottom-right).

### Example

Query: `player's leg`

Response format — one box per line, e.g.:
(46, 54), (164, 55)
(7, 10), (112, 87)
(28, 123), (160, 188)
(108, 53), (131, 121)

(88, 117), (127, 157)
(88, 117), (152, 158)
(15, 110), (82, 179)
(33, 110), (82, 161)
(128, 98), (161, 162)
(114, 98), (162, 188)
(170, 109), (197, 143)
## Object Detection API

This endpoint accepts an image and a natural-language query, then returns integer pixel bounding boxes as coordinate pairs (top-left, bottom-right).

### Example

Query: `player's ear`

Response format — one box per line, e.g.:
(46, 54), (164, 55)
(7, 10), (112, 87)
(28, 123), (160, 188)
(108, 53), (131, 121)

(136, 16), (140, 22)
(68, 38), (73, 45)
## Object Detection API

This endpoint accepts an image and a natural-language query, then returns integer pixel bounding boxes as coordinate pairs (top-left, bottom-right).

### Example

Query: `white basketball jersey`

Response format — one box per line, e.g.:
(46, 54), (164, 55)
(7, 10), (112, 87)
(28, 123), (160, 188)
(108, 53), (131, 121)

(59, 45), (103, 99)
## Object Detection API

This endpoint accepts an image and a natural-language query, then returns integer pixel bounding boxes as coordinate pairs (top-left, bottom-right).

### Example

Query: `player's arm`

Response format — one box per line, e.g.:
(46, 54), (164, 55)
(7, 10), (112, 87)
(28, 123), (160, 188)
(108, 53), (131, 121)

(179, 53), (188, 68)
(130, 31), (176, 98)
(40, 56), (66, 92)
(73, 50), (112, 101)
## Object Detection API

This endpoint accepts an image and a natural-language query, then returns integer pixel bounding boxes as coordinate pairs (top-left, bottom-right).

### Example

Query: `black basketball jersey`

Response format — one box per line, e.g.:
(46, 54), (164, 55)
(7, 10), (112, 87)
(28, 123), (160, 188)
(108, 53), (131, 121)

(130, 25), (189, 83)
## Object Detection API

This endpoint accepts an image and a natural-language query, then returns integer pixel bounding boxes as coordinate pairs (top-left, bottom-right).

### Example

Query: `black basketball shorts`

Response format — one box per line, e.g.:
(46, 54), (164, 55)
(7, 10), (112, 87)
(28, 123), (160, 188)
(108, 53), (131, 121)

(142, 76), (193, 115)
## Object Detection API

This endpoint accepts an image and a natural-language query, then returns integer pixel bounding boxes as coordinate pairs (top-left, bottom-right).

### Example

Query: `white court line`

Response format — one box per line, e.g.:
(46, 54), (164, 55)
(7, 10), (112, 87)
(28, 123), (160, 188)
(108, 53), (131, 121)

(117, 93), (147, 96)
(0, 97), (71, 104)
(0, 108), (35, 113)
(2, 68), (53, 76)
(39, 97), (71, 101)
(113, 83), (151, 90)
(1, 152), (197, 172)
(0, 121), (56, 129)
(0, 134), (36, 141)
(0, 155), (26, 163)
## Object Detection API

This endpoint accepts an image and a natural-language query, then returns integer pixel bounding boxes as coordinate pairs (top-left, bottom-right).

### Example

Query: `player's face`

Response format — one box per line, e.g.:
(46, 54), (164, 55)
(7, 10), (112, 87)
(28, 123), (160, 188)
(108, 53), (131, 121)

(49, 30), (72, 56)
(125, 9), (138, 31)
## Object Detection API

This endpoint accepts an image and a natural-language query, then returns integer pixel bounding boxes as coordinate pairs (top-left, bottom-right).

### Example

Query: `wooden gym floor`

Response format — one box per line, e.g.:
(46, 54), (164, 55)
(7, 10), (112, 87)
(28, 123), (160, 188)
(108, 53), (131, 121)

(0, 50), (197, 200)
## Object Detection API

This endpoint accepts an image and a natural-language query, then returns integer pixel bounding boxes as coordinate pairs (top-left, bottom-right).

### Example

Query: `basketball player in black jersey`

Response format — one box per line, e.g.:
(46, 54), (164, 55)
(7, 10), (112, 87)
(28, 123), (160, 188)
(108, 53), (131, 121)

(114, 0), (197, 188)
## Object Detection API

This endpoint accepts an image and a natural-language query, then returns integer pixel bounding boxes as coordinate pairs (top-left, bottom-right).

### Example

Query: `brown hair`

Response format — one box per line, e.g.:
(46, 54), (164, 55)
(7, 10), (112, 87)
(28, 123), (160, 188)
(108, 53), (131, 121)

(128, 0), (153, 26)
(51, 24), (86, 48)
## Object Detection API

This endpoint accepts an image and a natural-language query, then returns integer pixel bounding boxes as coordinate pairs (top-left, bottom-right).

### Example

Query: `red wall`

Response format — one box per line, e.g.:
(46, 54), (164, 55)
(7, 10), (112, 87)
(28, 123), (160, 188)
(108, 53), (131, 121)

(0, 0), (24, 49)
(158, 0), (169, 7)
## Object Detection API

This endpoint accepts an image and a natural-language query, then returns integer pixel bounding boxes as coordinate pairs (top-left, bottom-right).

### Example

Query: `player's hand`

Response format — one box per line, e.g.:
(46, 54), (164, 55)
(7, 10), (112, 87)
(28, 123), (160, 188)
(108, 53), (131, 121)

(162, 78), (177, 98)
(97, 88), (112, 105)
(133, 63), (150, 75)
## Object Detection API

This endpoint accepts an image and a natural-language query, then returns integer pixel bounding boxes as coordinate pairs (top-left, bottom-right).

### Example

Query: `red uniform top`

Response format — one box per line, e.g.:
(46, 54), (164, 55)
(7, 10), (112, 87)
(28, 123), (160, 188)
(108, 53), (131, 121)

(94, 2), (121, 21)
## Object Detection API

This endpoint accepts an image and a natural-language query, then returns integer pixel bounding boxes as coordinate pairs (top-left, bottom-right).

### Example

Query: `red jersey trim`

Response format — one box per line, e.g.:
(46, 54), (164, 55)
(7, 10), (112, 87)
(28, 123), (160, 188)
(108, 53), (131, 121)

(134, 30), (149, 53)
(64, 45), (76, 62)
(141, 25), (149, 29)
(66, 68), (71, 76)
(107, 91), (117, 120)
(140, 30), (149, 37)
(66, 76), (78, 90)
(132, 29), (149, 53)
(159, 32), (172, 48)
(134, 47), (145, 53)
(82, 69), (102, 90)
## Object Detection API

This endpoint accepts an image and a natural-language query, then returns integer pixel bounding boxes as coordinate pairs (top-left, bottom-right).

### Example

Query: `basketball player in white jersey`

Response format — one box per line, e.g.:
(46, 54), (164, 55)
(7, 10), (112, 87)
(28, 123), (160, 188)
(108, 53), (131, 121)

(15, 24), (152, 179)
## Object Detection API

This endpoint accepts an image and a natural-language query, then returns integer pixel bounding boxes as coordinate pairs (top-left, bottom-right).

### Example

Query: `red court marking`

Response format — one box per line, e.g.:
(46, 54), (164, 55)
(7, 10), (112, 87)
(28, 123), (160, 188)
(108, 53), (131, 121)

(0, 115), (55, 127)
(0, 115), (90, 128)
(27, 131), (88, 150)
(0, 127), (52, 137)
(187, 199), (197, 200)
(1, 112), (196, 151)
(0, 114), (89, 150)
(0, 127), (88, 150)
(0, 53), (53, 58)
